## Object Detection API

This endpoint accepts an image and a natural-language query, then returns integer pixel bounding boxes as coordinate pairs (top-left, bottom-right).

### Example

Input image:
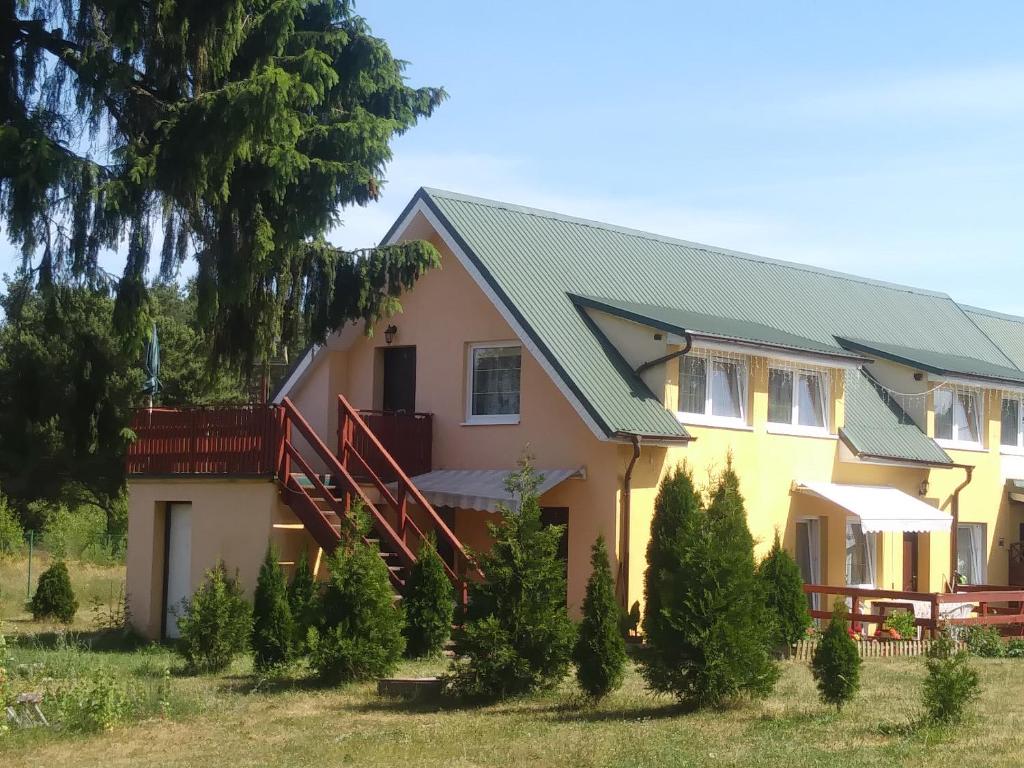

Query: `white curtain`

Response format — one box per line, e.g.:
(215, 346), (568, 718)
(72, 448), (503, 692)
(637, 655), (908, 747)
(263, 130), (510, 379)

(814, 372), (829, 428)
(864, 532), (876, 587)
(736, 360), (748, 420)
(958, 525), (986, 584)
(806, 519), (822, 610)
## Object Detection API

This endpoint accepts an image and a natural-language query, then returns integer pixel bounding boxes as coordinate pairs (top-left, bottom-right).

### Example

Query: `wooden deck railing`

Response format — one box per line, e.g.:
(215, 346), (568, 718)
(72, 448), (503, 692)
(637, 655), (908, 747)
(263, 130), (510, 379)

(347, 409), (432, 482)
(804, 584), (1024, 637)
(127, 406), (281, 476)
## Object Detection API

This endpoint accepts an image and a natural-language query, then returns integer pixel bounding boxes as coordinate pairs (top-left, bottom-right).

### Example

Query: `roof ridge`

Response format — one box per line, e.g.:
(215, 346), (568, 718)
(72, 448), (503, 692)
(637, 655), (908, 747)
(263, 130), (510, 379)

(421, 187), (952, 300)
(955, 303), (1024, 373)
(960, 302), (1024, 324)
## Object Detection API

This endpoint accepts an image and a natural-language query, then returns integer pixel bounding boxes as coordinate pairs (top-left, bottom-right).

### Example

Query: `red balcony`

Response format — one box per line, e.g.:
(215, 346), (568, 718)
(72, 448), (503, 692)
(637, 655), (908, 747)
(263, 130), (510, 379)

(344, 409), (433, 483)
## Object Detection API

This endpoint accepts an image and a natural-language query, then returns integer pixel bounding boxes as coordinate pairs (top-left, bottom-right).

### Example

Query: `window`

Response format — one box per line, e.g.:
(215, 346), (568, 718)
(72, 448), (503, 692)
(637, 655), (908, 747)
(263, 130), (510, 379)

(934, 386), (982, 445)
(466, 344), (521, 423)
(956, 523), (986, 585)
(678, 353), (747, 423)
(768, 367), (829, 431)
(1001, 396), (1023, 449)
(845, 521), (875, 587)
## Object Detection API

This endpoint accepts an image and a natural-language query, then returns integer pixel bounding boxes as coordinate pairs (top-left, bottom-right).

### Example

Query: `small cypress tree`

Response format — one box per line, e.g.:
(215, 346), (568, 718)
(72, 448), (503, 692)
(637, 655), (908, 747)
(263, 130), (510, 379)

(31, 559), (78, 623)
(446, 459), (576, 700)
(176, 563), (252, 674)
(922, 632), (980, 724)
(757, 531), (812, 653)
(811, 599), (861, 710)
(288, 548), (318, 653)
(308, 507), (405, 684)
(252, 545), (294, 671)
(404, 535), (454, 658)
(574, 535), (627, 699)
(641, 462), (778, 707)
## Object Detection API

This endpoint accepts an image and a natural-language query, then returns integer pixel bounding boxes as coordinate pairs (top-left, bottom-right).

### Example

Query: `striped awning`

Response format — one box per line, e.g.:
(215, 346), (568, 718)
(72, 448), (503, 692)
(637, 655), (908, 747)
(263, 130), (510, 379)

(795, 481), (952, 533)
(409, 468), (584, 513)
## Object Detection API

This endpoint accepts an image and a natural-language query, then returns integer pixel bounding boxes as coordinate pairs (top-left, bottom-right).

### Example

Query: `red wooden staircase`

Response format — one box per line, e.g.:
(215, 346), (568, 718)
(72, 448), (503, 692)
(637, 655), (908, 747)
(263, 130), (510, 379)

(276, 395), (480, 605)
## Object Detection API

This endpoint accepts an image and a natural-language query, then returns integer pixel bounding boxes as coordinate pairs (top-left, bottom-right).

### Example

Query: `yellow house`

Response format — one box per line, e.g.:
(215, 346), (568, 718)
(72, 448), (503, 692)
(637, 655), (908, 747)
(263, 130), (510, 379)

(125, 188), (1024, 639)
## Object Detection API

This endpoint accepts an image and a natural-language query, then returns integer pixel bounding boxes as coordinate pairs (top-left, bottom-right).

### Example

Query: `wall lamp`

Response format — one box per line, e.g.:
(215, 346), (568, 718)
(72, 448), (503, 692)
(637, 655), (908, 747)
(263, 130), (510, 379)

(384, 324), (398, 345)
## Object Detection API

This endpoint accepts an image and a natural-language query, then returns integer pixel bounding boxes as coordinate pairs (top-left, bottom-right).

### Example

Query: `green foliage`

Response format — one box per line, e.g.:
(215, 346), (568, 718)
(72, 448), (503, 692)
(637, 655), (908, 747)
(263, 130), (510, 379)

(964, 626), (1005, 658)
(811, 600), (862, 710)
(922, 632), (980, 725)
(56, 669), (134, 732)
(288, 548), (319, 655)
(176, 563), (252, 674)
(0, 489), (23, 559)
(42, 503), (121, 564)
(640, 463), (778, 707)
(447, 460), (576, 700)
(309, 508), (405, 684)
(883, 610), (917, 639)
(574, 535), (627, 699)
(252, 546), (294, 671)
(1006, 638), (1024, 658)
(3, 0), (444, 370)
(31, 560), (79, 623)
(403, 536), (454, 659)
(756, 531), (811, 651)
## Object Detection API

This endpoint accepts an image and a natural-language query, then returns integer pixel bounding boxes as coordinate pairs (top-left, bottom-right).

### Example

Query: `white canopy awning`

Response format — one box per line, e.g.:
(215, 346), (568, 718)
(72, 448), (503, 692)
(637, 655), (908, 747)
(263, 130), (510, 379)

(1009, 480), (1024, 503)
(409, 468), (584, 513)
(795, 481), (952, 533)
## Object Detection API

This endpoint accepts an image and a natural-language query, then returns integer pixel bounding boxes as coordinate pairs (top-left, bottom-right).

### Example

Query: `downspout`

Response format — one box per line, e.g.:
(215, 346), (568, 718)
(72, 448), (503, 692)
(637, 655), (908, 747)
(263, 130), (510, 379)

(617, 330), (693, 608)
(948, 465), (974, 593)
(617, 434), (642, 609)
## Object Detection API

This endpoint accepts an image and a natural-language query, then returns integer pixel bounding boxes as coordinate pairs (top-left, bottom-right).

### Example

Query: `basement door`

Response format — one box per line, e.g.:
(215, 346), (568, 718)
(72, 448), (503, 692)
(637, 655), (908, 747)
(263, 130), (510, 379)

(163, 502), (192, 640)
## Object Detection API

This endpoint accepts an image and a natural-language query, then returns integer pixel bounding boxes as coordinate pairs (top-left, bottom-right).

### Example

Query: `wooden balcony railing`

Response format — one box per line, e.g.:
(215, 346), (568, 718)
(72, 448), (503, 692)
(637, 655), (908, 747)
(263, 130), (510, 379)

(346, 409), (432, 482)
(126, 406), (281, 476)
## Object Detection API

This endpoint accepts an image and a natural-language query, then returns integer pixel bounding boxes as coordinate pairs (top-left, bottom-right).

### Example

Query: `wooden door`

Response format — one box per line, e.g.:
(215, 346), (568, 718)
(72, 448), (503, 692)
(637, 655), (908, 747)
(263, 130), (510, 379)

(382, 346), (416, 413)
(902, 532), (919, 592)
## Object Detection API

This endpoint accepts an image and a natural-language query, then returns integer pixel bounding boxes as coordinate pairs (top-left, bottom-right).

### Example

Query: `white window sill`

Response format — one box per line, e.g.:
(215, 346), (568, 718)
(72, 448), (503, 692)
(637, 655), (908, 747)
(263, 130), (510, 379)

(462, 416), (520, 426)
(676, 412), (752, 431)
(765, 423), (836, 440)
(935, 438), (987, 453)
(999, 445), (1024, 457)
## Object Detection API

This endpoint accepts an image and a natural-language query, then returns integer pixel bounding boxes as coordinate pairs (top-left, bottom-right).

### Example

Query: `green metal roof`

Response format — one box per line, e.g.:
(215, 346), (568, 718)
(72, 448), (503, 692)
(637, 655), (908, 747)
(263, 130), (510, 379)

(572, 294), (865, 361)
(412, 187), (1023, 439)
(840, 369), (952, 466)
(961, 305), (1024, 374)
(836, 337), (1024, 386)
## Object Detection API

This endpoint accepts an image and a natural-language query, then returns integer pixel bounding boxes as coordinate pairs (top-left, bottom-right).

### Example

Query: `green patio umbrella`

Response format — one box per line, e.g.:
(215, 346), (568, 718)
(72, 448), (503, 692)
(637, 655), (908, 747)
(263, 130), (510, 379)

(142, 323), (161, 407)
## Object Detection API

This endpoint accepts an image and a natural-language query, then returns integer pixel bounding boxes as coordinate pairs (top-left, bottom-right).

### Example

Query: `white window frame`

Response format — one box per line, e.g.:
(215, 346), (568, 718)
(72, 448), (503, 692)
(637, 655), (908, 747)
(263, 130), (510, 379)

(464, 342), (522, 426)
(933, 385), (984, 449)
(766, 365), (831, 436)
(675, 351), (749, 429)
(956, 523), (987, 585)
(845, 518), (876, 588)
(1000, 395), (1024, 453)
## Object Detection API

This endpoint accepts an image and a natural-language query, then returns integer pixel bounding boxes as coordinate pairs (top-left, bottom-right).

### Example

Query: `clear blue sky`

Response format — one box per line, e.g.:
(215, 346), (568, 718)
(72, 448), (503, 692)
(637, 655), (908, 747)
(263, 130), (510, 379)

(6, 2), (1024, 314)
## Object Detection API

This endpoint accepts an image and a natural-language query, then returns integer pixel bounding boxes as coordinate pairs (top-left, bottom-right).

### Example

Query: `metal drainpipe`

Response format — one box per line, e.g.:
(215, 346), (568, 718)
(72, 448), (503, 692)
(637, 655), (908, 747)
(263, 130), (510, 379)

(617, 330), (694, 608)
(617, 434), (642, 610)
(948, 465), (974, 593)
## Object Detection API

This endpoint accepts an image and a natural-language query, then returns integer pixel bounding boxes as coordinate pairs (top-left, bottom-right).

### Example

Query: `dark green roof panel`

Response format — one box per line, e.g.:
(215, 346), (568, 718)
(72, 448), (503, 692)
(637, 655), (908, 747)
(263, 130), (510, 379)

(962, 305), (1024, 373)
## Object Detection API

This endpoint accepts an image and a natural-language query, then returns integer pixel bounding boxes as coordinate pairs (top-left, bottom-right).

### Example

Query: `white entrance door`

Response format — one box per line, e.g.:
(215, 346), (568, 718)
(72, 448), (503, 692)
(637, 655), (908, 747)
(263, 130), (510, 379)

(164, 502), (192, 639)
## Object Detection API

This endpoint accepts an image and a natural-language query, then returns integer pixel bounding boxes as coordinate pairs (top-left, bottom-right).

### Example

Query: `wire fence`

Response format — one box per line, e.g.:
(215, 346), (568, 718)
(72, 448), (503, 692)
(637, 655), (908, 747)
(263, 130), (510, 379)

(16, 530), (127, 599)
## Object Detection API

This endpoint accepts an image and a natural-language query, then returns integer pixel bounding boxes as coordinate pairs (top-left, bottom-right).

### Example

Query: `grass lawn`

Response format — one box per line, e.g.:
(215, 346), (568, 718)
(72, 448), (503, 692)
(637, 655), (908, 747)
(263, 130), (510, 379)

(3, 557), (1024, 767)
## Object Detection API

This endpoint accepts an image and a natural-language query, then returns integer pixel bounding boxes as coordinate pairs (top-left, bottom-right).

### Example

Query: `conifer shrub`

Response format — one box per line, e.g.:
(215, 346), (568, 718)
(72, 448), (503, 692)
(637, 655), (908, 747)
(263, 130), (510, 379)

(446, 461), (575, 701)
(31, 559), (78, 623)
(640, 463), (778, 708)
(757, 531), (811, 652)
(252, 545), (294, 671)
(176, 563), (252, 674)
(308, 507), (405, 684)
(922, 631), (980, 725)
(0, 490), (23, 560)
(403, 535), (454, 658)
(574, 535), (627, 699)
(811, 599), (861, 710)
(619, 600), (641, 638)
(288, 547), (319, 654)
(1006, 638), (1024, 658)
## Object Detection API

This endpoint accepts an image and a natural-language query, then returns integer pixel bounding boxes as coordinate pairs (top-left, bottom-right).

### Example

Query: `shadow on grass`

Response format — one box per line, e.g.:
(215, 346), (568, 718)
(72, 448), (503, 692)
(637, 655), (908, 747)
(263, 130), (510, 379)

(539, 697), (699, 723)
(10, 627), (150, 653)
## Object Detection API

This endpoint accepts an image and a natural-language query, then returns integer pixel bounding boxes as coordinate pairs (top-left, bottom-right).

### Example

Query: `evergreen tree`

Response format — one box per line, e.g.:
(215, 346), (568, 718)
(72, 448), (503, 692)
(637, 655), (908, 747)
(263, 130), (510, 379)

(288, 547), (319, 654)
(640, 462), (778, 708)
(811, 600), (861, 711)
(446, 460), (576, 700)
(757, 531), (812, 652)
(308, 508), (405, 684)
(252, 545), (294, 671)
(574, 535), (627, 699)
(922, 632), (980, 724)
(403, 536), (454, 658)
(176, 562), (252, 674)
(3, 1), (443, 370)
(30, 560), (78, 623)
